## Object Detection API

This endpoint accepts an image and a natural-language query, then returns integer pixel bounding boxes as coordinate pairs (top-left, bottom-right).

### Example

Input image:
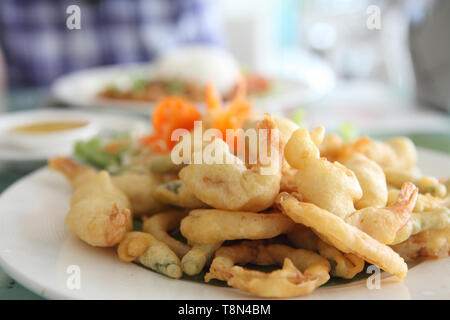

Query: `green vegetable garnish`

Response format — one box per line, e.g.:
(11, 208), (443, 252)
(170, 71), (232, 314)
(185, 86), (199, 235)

(166, 81), (185, 95)
(74, 136), (129, 173)
(338, 121), (359, 142)
(291, 109), (305, 128)
(104, 84), (120, 94)
(131, 79), (149, 96)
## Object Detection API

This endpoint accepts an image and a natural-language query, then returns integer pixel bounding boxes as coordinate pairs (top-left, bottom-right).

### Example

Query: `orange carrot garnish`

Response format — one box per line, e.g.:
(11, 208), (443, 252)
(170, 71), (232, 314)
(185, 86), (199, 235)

(141, 97), (201, 153)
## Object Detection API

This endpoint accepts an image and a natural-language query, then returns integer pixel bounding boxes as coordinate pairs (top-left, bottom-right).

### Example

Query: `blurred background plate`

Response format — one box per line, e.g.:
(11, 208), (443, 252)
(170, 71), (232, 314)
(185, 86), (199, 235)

(51, 62), (332, 115)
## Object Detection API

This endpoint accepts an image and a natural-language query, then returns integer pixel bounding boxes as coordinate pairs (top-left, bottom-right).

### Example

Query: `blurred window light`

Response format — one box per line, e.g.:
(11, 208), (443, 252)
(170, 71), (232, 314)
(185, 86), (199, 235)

(307, 22), (337, 51)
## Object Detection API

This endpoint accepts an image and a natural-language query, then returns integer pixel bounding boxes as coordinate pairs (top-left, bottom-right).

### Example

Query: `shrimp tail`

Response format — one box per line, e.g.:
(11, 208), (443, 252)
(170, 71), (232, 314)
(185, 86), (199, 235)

(233, 75), (247, 101)
(105, 204), (131, 246)
(389, 182), (418, 230)
(339, 136), (370, 159)
(49, 156), (96, 188)
(257, 114), (283, 161)
(206, 81), (222, 111)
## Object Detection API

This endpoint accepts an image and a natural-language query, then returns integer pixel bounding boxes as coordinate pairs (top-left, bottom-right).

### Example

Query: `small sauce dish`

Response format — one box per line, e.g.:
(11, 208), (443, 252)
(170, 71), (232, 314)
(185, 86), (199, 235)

(0, 110), (99, 151)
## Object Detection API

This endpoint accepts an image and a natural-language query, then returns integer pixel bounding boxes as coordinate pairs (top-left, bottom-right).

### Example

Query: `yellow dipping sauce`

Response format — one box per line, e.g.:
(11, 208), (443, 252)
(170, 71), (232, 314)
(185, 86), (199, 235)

(10, 121), (87, 134)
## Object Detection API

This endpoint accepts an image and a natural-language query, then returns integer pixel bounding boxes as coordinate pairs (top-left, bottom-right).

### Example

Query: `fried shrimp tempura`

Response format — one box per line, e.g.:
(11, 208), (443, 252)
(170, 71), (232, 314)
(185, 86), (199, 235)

(388, 188), (446, 212)
(50, 157), (132, 246)
(117, 232), (182, 279)
(142, 210), (190, 258)
(391, 226), (450, 261)
(181, 242), (222, 275)
(50, 157), (167, 217)
(343, 137), (417, 172)
(179, 115), (282, 212)
(68, 172), (132, 246)
(49, 156), (96, 188)
(287, 224), (318, 251)
(110, 172), (168, 216)
(154, 180), (208, 209)
(244, 116), (300, 194)
(67, 175), (131, 246)
(285, 128), (362, 219)
(339, 153), (388, 209)
(276, 192), (408, 280)
(391, 206), (450, 245)
(180, 209), (295, 244)
(148, 153), (184, 174)
(287, 225), (364, 279)
(205, 241), (330, 298)
(318, 134), (344, 162)
(316, 240), (365, 279)
(345, 182), (418, 244)
(384, 168), (447, 198)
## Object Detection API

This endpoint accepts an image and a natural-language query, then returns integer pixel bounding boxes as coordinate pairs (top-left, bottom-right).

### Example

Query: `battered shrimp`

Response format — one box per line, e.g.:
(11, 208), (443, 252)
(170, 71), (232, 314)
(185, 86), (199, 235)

(142, 210), (190, 258)
(387, 188), (446, 214)
(111, 172), (169, 216)
(180, 115), (282, 212)
(391, 226), (450, 261)
(280, 165), (299, 193)
(154, 180), (208, 209)
(343, 137), (417, 172)
(49, 156), (96, 188)
(387, 189), (450, 244)
(285, 128), (362, 219)
(276, 192), (408, 279)
(243, 115), (299, 147)
(180, 209), (295, 244)
(339, 153), (388, 209)
(49, 158), (132, 247)
(384, 168), (447, 198)
(319, 134), (344, 162)
(316, 239), (365, 279)
(50, 157), (167, 217)
(117, 232), (182, 279)
(244, 115), (300, 194)
(345, 182), (418, 244)
(286, 224), (318, 251)
(287, 225), (364, 279)
(392, 206), (450, 244)
(205, 241), (331, 298)
(148, 153), (184, 174)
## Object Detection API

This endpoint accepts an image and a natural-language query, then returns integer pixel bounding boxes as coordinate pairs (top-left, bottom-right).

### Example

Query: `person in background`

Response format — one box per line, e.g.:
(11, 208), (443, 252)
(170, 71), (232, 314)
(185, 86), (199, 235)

(0, 0), (222, 88)
(409, 0), (450, 112)
(0, 47), (5, 112)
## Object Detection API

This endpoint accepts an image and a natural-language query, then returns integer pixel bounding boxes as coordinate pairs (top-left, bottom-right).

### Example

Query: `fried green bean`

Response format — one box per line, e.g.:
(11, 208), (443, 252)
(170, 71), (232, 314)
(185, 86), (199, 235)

(142, 210), (190, 258)
(181, 242), (222, 276)
(117, 232), (182, 279)
(287, 225), (364, 279)
(149, 154), (184, 174)
(385, 168), (447, 198)
(111, 172), (169, 217)
(392, 206), (450, 244)
(154, 180), (208, 209)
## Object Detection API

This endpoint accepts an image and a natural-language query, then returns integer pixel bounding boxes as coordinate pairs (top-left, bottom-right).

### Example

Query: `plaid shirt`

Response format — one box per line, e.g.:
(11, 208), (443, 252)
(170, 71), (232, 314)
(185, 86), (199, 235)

(0, 0), (222, 87)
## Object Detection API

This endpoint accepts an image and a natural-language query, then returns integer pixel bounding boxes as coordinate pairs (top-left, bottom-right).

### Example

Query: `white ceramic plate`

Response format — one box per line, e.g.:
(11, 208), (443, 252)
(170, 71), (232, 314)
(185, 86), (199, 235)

(51, 63), (327, 115)
(0, 148), (449, 300)
(0, 109), (148, 164)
